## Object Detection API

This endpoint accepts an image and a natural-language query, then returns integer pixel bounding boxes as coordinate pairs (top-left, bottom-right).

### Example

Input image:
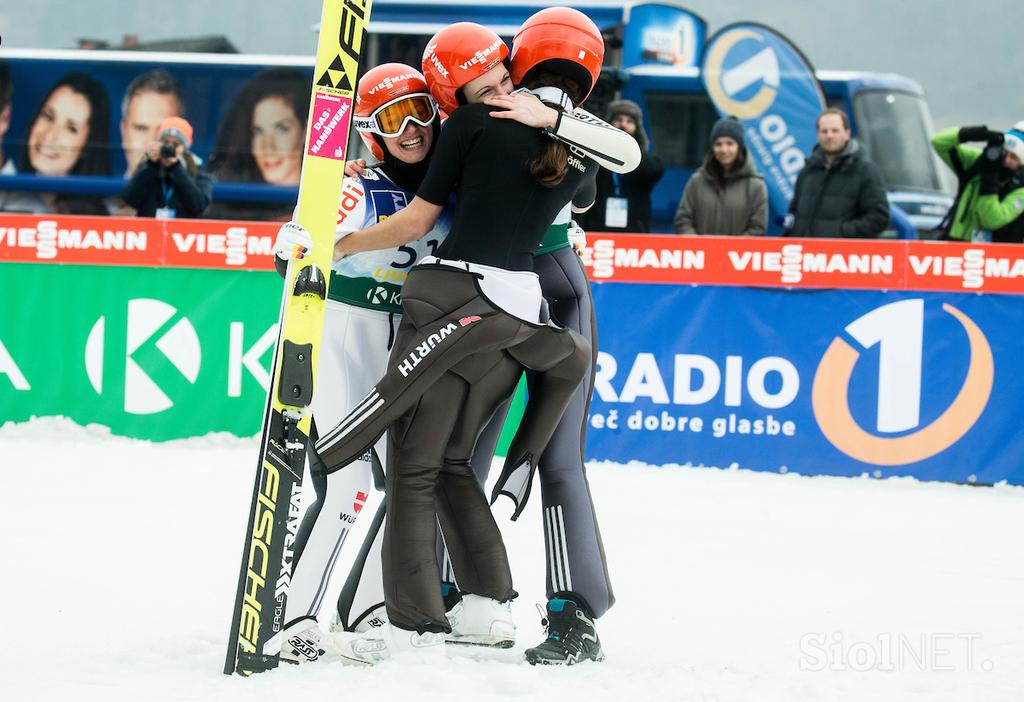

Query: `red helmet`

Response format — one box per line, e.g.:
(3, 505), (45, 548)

(510, 7), (605, 106)
(354, 63), (438, 160)
(421, 22), (509, 114)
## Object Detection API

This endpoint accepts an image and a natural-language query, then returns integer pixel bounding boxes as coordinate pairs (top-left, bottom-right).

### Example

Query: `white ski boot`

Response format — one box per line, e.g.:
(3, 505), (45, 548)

(330, 603), (388, 634)
(276, 616), (331, 665)
(333, 623), (445, 665)
(446, 594), (516, 648)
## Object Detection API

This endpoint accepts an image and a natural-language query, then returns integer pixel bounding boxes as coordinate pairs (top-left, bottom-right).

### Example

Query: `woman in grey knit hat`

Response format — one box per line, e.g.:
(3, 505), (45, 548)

(674, 116), (768, 235)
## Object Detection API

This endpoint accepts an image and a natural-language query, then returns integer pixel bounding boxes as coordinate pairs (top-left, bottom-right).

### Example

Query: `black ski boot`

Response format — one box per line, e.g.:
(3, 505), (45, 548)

(524, 598), (604, 665)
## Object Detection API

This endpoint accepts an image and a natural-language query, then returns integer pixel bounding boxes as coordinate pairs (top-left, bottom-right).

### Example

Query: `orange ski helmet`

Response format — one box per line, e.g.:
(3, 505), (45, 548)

(354, 63), (438, 160)
(421, 22), (509, 114)
(510, 7), (604, 106)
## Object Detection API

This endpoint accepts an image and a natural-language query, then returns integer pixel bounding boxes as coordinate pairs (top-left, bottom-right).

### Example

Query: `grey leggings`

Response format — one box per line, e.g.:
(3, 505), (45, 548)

(467, 247), (613, 617)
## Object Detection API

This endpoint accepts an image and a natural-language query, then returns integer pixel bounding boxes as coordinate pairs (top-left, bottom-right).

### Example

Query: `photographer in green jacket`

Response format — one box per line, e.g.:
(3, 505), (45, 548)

(932, 123), (1024, 243)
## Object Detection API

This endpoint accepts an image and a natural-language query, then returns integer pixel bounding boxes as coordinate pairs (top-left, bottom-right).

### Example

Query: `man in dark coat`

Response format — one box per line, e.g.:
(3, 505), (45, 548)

(577, 99), (664, 233)
(786, 108), (889, 238)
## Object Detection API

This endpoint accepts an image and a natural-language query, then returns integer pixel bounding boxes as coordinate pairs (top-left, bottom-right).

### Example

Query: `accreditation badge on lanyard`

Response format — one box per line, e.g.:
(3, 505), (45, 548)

(604, 173), (628, 229)
(156, 180), (176, 220)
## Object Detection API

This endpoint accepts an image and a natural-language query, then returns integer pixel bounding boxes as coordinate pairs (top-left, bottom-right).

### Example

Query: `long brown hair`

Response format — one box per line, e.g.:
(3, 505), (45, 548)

(523, 71), (581, 187)
(181, 150), (199, 179)
(703, 146), (747, 191)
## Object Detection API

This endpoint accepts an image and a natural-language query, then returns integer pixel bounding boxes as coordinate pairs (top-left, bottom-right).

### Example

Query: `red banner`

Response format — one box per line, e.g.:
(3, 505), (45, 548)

(0, 214), (278, 271)
(3, 214), (1024, 294)
(577, 233), (1024, 295)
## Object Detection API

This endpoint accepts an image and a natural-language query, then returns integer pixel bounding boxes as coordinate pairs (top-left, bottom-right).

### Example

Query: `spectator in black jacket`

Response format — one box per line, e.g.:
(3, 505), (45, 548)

(578, 99), (664, 232)
(122, 116), (211, 219)
(786, 108), (889, 238)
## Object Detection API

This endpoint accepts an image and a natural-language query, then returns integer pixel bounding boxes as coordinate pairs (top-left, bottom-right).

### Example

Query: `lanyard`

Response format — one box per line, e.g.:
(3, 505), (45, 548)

(162, 178), (175, 206)
(611, 172), (621, 197)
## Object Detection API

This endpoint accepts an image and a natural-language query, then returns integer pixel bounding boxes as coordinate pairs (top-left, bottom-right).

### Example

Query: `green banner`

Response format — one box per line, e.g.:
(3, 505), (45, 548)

(0, 263), (523, 449)
(0, 264), (281, 440)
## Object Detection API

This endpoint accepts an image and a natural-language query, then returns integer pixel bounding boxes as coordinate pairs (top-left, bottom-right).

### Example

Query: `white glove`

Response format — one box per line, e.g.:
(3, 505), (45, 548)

(274, 221), (314, 260)
(567, 220), (586, 252)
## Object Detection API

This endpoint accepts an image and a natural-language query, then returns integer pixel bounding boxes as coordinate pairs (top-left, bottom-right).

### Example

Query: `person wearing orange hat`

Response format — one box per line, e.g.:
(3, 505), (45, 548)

(121, 115), (211, 218)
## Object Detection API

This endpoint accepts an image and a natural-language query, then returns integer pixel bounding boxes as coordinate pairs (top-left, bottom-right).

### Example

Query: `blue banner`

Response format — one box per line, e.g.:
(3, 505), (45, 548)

(701, 23), (825, 231)
(622, 4), (705, 69)
(587, 282), (1024, 485)
(0, 53), (312, 183)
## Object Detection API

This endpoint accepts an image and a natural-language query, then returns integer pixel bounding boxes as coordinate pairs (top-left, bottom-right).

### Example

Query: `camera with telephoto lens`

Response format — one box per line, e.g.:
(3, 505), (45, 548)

(159, 141), (178, 159)
(983, 132), (1005, 163)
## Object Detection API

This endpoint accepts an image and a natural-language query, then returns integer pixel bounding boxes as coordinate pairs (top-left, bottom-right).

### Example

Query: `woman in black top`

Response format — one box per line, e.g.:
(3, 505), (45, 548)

(314, 9), (605, 663)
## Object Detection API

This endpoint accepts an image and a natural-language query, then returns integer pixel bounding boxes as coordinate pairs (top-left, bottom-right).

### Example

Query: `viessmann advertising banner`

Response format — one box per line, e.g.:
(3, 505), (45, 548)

(2, 216), (1023, 483)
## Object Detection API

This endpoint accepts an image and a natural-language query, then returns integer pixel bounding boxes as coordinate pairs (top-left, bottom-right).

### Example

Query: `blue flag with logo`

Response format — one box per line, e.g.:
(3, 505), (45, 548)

(701, 23), (825, 230)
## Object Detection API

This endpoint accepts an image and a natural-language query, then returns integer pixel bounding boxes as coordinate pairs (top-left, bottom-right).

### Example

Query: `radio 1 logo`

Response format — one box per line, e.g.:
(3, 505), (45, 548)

(591, 299), (994, 466)
(813, 299), (993, 466)
(703, 27), (782, 121)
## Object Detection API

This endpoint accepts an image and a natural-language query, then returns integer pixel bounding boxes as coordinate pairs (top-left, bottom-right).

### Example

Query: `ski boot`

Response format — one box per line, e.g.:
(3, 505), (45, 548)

(446, 592), (515, 648)
(524, 598), (604, 665)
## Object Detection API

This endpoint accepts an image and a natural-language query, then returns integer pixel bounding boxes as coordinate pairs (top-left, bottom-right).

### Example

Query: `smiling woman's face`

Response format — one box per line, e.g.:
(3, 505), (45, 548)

(251, 96), (303, 185)
(28, 86), (91, 176)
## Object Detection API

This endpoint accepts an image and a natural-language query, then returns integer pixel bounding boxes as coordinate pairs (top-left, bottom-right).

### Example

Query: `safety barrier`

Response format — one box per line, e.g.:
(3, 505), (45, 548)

(2, 214), (1021, 483)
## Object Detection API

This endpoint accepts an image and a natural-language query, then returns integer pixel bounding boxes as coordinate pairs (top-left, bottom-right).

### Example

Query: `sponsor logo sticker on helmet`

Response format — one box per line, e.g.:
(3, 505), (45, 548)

(367, 73), (421, 96)
(458, 39), (504, 71)
(425, 45), (450, 79)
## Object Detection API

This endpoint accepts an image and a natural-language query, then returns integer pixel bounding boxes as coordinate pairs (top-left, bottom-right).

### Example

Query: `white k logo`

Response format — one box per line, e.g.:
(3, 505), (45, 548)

(85, 299), (201, 415)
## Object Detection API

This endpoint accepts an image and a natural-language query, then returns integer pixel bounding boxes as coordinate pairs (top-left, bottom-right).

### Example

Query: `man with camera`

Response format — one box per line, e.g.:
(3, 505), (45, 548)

(121, 116), (211, 219)
(932, 122), (1024, 243)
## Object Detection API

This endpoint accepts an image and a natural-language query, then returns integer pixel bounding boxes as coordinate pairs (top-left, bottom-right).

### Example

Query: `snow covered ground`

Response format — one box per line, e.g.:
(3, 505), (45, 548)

(2, 417), (1022, 702)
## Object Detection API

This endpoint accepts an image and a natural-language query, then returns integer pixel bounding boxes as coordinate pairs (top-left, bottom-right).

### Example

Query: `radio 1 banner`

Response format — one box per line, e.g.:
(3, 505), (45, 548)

(587, 283), (1024, 485)
(702, 23), (825, 232)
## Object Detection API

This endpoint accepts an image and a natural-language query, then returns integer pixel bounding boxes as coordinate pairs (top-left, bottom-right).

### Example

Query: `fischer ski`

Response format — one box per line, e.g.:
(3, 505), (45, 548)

(223, 0), (371, 676)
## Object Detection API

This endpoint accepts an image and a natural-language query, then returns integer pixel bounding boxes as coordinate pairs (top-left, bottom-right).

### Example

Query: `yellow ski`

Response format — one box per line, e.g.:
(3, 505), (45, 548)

(223, 0), (372, 676)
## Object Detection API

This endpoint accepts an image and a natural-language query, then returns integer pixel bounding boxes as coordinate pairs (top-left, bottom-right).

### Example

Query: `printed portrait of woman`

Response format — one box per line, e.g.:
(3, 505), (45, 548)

(208, 68), (309, 186)
(2, 72), (112, 214)
(18, 72), (111, 178)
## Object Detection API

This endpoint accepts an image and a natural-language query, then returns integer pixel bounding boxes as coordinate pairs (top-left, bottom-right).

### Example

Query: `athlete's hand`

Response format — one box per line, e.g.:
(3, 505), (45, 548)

(345, 159), (368, 177)
(333, 229), (355, 260)
(274, 221), (314, 260)
(568, 220), (586, 254)
(484, 92), (558, 129)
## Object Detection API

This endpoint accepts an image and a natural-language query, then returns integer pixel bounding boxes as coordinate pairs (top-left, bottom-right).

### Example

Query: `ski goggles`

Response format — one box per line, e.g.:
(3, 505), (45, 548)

(352, 93), (438, 137)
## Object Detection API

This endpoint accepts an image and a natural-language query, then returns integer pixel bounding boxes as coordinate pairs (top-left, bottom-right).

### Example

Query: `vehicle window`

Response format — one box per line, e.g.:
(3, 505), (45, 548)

(643, 91), (720, 169)
(371, 33), (435, 69)
(853, 91), (949, 193)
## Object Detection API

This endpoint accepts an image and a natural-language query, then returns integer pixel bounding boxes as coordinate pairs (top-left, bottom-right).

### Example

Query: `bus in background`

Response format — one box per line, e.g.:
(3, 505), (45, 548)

(362, 0), (954, 236)
(0, 0), (953, 234)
